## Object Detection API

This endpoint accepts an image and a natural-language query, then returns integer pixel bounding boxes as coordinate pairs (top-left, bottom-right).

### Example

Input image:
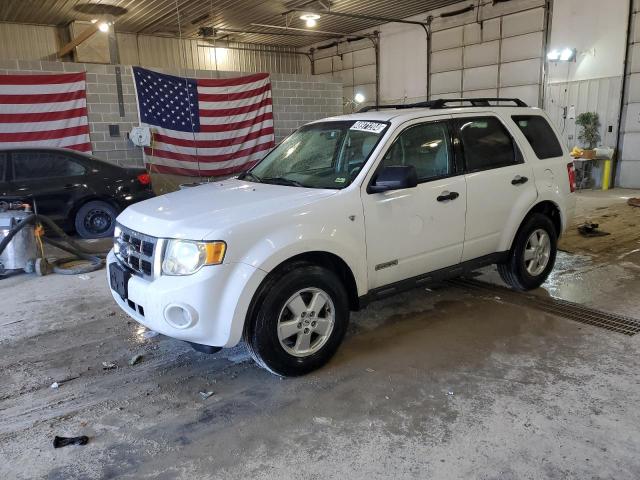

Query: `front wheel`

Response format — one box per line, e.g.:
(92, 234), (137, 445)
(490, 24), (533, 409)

(74, 200), (118, 239)
(244, 262), (349, 376)
(498, 213), (558, 291)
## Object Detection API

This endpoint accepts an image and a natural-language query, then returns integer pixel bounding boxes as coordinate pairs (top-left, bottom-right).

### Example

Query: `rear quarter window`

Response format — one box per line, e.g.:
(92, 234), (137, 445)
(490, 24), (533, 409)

(512, 115), (563, 159)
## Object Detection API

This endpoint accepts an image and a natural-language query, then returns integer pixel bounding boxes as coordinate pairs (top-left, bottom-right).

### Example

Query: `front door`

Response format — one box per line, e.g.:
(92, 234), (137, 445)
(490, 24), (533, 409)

(452, 114), (538, 261)
(9, 150), (88, 222)
(361, 117), (467, 289)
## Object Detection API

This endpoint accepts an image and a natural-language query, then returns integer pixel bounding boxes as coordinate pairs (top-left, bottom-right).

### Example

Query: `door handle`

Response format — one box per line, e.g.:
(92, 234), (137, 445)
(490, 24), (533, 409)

(511, 175), (528, 185)
(437, 191), (459, 202)
(64, 184), (80, 190)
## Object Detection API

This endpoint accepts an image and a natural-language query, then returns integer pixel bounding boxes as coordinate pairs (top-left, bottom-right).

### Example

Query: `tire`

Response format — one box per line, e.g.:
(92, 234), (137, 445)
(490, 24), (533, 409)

(74, 200), (118, 239)
(498, 213), (558, 291)
(243, 262), (350, 377)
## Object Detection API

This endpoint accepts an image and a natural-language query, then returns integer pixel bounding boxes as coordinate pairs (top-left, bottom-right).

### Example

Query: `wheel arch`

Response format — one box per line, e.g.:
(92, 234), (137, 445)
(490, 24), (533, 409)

(249, 251), (361, 321)
(505, 200), (563, 253)
(526, 200), (562, 238)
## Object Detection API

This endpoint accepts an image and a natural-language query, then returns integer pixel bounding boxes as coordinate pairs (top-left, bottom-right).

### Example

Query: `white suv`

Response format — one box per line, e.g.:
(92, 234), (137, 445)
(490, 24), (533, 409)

(108, 98), (576, 376)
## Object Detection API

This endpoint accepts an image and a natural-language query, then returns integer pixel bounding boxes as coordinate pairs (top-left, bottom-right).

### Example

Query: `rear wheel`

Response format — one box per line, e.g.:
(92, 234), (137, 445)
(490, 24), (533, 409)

(244, 262), (349, 376)
(498, 213), (557, 291)
(74, 201), (118, 239)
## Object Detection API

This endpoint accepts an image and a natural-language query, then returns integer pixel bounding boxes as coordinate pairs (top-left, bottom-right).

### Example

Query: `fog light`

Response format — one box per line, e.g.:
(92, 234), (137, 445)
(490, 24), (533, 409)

(164, 304), (198, 329)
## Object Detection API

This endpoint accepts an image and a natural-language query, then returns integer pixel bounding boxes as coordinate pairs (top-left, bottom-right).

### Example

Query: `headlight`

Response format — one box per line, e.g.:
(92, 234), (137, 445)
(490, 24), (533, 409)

(113, 225), (122, 254)
(162, 240), (226, 276)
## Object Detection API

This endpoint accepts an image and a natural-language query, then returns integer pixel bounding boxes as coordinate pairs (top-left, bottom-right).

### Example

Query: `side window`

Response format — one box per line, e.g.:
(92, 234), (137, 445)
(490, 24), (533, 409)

(512, 115), (563, 159)
(380, 122), (452, 181)
(12, 152), (86, 181)
(457, 117), (517, 171)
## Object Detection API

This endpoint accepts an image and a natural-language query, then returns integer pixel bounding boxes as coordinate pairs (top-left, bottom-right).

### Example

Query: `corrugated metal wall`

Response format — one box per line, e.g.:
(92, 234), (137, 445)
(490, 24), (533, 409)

(545, 77), (622, 150)
(0, 22), (305, 74)
(0, 22), (65, 62)
(118, 33), (305, 73)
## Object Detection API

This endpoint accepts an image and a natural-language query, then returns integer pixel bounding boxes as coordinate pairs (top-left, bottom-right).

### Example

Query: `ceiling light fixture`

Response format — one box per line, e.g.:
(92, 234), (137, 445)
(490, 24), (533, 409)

(300, 13), (321, 28)
(354, 93), (365, 104)
(98, 21), (110, 32)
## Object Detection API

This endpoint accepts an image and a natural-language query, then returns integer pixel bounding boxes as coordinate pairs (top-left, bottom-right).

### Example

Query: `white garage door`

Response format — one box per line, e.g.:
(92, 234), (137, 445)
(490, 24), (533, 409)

(430, 2), (547, 107)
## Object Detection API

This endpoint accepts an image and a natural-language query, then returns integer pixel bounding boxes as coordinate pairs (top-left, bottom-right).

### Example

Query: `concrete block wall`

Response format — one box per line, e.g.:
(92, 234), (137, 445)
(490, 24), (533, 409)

(0, 59), (343, 171)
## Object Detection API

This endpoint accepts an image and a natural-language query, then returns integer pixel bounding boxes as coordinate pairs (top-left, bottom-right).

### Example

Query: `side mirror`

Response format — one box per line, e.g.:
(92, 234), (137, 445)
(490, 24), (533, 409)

(367, 165), (418, 194)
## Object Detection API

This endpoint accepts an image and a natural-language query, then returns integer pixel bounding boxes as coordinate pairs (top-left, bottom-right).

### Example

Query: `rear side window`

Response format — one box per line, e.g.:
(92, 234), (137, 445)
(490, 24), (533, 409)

(512, 115), (563, 159)
(12, 151), (86, 181)
(456, 117), (517, 171)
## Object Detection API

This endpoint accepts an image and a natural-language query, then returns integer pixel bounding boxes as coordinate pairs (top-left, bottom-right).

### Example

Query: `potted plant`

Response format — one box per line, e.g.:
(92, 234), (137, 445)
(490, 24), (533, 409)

(575, 112), (600, 159)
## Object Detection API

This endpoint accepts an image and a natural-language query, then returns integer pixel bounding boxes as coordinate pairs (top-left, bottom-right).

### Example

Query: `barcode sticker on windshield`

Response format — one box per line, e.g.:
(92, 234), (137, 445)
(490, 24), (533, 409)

(350, 121), (386, 134)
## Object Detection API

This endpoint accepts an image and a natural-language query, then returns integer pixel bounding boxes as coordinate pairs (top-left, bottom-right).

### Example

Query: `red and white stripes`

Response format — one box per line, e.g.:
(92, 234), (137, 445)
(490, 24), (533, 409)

(141, 72), (275, 176)
(0, 73), (91, 152)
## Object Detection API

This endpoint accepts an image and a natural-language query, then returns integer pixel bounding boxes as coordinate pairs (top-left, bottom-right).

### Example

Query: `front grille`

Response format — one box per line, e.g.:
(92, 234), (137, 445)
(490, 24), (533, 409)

(115, 224), (159, 278)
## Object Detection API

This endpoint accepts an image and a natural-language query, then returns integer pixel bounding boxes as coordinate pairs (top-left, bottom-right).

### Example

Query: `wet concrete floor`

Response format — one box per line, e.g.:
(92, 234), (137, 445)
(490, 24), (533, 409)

(1, 189), (639, 479)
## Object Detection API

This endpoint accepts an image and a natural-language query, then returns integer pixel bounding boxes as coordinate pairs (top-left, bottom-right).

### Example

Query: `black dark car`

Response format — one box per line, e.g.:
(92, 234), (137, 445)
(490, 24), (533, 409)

(0, 148), (154, 238)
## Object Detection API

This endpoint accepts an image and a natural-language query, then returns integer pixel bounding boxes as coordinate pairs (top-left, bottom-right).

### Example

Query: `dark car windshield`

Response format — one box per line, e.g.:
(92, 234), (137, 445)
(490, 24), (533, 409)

(248, 120), (389, 189)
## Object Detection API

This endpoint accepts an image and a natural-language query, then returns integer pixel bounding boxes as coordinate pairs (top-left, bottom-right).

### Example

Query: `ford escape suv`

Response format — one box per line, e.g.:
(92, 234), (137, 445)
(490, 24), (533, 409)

(108, 98), (576, 376)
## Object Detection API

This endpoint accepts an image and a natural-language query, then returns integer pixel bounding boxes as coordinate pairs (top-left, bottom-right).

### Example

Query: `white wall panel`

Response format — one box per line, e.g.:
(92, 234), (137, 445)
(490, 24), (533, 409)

(432, 48), (463, 73)
(464, 41), (499, 68)
(464, 65), (498, 91)
(353, 64), (376, 85)
(501, 8), (545, 37)
(464, 88), (499, 98)
(501, 32), (544, 63)
(432, 27), (464, 51)
(500, 85), (539, 107)
(500, 58), (541, 87)
(353, 48), (376, 68)
(431, 70), (462, 95)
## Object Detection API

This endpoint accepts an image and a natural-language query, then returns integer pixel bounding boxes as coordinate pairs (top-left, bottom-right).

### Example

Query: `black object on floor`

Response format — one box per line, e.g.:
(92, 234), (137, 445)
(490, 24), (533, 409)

(577, 222), (610, 237)
(53, 435), (89, 448)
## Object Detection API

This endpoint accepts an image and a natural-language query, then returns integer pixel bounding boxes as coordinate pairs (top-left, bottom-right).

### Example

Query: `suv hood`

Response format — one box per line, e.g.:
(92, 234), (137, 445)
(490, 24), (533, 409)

(117, 179), (337, 239)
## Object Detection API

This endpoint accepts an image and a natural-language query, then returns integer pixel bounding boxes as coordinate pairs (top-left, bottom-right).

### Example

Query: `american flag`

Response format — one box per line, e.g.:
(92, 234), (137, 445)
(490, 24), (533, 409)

(0, 72), (91, 152)
(133, 67), (275, 177)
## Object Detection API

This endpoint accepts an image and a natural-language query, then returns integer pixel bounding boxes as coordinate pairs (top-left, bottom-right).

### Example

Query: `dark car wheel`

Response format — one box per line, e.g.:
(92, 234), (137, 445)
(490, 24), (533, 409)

(75, 201), (118, 239)
(498, 213), (558, 291)
(244, 262), (350, 377)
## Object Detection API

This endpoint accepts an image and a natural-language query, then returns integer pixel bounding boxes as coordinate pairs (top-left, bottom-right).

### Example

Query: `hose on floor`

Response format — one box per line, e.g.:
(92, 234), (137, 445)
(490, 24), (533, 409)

(0, 213), (106, 275)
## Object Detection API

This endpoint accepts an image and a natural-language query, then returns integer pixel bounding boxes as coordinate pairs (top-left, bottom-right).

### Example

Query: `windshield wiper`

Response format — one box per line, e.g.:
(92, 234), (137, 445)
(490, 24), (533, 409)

(237, 171), (262, 183)
(263, 177), (305, 187)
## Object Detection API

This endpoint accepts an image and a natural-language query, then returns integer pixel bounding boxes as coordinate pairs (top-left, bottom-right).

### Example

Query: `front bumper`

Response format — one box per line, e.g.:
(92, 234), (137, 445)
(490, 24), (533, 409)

(107, 251), (266, 347)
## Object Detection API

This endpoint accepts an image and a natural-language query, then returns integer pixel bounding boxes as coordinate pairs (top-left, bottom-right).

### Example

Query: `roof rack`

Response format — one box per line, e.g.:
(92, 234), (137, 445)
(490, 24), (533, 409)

(359, 97), (528, 113)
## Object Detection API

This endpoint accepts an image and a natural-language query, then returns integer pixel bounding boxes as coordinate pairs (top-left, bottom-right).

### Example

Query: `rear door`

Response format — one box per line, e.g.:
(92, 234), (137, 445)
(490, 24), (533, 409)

(453, 114), (538, 261)
(362, 116), (467, 289)
(10, 150), (88, 221)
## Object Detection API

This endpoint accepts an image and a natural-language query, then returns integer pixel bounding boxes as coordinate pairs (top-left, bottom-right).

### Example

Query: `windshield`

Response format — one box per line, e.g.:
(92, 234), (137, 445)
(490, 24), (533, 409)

(246, 120), (389, 189)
